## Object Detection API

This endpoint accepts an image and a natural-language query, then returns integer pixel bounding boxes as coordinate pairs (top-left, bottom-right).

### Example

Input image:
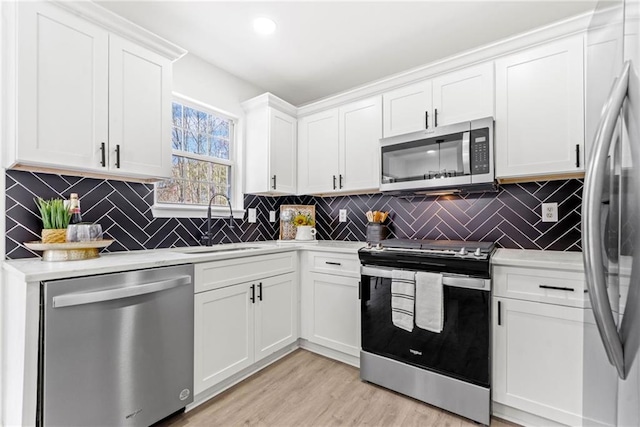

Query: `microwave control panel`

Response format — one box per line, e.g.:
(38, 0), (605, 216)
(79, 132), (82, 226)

(470, 128), (490, 175)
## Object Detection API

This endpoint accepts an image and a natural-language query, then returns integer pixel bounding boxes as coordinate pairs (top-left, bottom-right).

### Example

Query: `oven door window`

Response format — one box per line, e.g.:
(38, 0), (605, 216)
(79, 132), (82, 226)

(360, 274), (490, 387)
(381, 131), (471, 184)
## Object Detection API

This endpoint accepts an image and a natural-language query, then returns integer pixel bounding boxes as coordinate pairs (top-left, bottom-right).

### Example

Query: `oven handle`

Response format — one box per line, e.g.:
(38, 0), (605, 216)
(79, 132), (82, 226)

(360, 265), (490, 291)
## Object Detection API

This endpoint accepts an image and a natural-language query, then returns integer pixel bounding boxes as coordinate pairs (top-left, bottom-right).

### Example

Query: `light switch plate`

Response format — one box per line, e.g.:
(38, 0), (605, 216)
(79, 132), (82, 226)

(269, 211), (276, 222)
(541, 202), (558, 222)
(339, 209), (347, 222)
(248, 208), (257, 223)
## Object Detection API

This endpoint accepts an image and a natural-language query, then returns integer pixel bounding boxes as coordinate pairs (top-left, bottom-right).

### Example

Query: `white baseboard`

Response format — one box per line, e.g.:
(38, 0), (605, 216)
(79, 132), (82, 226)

(492, 402), (566, 427)
(298, 339), (360, 368)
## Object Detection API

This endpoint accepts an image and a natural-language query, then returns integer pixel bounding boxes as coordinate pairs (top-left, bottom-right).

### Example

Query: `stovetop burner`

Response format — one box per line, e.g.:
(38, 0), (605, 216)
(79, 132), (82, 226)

(358, 239), (496, 278)
(364, 238), (495, 258)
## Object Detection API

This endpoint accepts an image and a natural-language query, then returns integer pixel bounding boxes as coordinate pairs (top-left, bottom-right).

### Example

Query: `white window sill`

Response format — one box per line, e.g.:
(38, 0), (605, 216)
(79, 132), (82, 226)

(152, 203), (246, 219)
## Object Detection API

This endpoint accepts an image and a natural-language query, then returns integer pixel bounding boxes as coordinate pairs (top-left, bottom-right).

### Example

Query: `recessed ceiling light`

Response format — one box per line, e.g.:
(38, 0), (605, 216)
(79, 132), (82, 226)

(253, 17), (276, 35)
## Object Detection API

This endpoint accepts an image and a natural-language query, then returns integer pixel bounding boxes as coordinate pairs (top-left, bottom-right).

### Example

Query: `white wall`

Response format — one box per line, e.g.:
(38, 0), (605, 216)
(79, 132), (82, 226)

(173, 53), (265, 119)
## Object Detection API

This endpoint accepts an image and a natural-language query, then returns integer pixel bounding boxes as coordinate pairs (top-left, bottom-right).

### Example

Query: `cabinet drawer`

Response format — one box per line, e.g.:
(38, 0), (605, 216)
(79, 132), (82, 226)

(195, 252), (296, 293)
(493, 266), (586, 307)
(309, 252), (360, 277)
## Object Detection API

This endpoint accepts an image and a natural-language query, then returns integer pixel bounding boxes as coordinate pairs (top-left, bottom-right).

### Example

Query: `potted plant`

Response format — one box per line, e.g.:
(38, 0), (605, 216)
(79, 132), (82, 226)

(34, 198), (72, 243)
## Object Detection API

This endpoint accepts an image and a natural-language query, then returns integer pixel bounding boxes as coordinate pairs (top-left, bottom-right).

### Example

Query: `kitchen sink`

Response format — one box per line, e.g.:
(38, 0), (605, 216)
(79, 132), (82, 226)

(172, 246), (263, 254)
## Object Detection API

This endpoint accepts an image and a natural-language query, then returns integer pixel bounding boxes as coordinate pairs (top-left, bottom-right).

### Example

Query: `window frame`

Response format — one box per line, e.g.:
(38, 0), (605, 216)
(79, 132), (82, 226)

(152, 93), (245, 219)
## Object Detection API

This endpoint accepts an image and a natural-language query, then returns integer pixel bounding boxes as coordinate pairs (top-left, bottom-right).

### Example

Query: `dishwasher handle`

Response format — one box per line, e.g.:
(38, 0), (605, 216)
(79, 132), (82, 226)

(52, 275), (192, 308)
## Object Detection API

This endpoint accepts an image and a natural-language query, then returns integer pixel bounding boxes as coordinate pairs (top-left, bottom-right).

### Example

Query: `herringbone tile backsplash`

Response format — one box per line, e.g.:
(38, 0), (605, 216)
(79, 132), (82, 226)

(5, 170), (582, 259)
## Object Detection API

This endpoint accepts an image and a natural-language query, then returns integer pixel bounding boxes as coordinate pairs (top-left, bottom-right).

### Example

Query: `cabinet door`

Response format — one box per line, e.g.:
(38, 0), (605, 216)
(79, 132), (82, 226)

(254, 273), (298, 361)
(382, 80), (432, 137)
(298, 109), (340, 194)
(194, 284), (255, 395)
(109, 35), (172, 178)
(495, 36), (585, 178)
(493, 297), (584, 426)
(432, 62), (494, 126)
(339, 96), (382, 192)
(16, 2), (108, 170)
(309, 272), (360, 357)
(269, 109), (297, 194)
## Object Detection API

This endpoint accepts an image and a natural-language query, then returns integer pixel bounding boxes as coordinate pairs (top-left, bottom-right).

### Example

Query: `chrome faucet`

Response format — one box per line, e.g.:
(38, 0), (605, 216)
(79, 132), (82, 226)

(202, 193), (234, 246)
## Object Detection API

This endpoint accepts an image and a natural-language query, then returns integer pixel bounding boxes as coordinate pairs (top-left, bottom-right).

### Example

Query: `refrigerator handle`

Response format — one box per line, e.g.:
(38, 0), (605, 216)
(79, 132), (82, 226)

(583, 60), (632, 380)
(52, 275), (192, 308)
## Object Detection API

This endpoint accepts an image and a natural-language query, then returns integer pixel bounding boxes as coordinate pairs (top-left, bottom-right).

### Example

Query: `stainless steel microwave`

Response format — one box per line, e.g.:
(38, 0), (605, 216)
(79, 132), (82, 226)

(380, 117), (495, 194)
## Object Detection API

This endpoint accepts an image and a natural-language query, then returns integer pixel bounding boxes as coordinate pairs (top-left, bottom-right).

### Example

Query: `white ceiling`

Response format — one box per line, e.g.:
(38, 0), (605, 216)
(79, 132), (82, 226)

(97, 1), (598, 106)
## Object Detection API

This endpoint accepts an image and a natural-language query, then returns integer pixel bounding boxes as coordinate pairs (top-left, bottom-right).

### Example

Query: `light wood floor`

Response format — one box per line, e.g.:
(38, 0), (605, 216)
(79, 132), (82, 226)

(159, 349), (518, 427)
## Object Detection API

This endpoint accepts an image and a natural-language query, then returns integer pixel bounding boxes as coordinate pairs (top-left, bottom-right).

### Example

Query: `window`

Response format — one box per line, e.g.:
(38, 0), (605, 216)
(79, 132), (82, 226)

(155, 95), (240, 216)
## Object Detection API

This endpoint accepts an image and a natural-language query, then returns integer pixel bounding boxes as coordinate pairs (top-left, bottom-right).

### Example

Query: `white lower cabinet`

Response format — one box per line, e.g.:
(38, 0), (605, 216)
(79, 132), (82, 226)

(301, 251), (361, 359)
(308, 272), (360, 356)
(493, 297), (584, 426)
(193, 254), (297, 396)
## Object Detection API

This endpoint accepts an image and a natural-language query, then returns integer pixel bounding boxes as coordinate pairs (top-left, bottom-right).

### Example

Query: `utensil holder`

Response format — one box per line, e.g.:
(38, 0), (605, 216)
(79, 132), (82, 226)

(366, 223), (388, 244)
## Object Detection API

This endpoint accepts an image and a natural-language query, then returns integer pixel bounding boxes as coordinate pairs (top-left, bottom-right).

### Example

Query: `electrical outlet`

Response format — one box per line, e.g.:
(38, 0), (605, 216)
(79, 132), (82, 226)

(339, 209), (347, 222)
(541, 202), (558, 222)
(269, 211), (276, 222)
(248, 208), (257, 223)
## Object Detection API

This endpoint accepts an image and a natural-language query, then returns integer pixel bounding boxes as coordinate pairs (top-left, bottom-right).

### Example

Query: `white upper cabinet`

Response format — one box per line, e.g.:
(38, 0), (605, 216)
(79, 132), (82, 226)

(339, 96), (383, 192)
(243, 93), (297, 195)
(495, 35), (585, 179)
(298, 109), (341, 194)
(298, 96), (382, 195)
(7, 1), (184, 180)
(382, 63), (494, 137)
(16, 2), (109, 171)
(432, 62), (495, 126)
(109, 35), (172, 178)
(383, 81), (432, 137)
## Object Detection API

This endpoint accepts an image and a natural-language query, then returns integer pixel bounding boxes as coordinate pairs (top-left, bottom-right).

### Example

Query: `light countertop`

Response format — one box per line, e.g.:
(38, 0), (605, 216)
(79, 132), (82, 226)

(3, 240), (366, 282)
(493, 248), (584, 272)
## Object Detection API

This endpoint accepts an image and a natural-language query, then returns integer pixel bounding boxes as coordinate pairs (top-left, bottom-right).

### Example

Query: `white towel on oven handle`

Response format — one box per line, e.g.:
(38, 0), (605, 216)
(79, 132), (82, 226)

(391, 269), (416, 332)
(415, 271), (443, 333)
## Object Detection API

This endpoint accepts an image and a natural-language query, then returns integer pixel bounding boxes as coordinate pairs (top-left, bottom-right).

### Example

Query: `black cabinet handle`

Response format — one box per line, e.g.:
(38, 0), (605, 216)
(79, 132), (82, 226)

(358, 281), (362, 300)
(539, 284), (575, 292)
(250, 284), (255, 303)
(100, 142), (106, 167)
(271, 175), (277, 190)
(339, 174), (343, 189)
(258, 282), (263, 301)
(325, 261), (342, 266)
(115, 145), (121, 168)
(434, 108), (439, 127)
(576, 144), (580, 168)
(498, 300), (502, 326)
(332, 175), (337, 190)
(425, 111), (429, 129)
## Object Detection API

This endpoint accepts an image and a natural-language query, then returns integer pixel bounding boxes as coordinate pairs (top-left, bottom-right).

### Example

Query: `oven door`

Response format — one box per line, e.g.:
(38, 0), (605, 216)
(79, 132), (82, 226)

(360, 265), (491, 388)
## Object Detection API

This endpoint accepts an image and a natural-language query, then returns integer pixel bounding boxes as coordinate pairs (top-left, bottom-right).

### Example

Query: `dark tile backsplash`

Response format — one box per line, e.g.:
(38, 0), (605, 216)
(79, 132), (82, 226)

(5, 170), (583, 259)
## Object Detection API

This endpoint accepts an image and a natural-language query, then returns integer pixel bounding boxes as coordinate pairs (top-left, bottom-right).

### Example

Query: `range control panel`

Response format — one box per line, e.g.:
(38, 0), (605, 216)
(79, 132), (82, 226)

(470, 128), (490, 174)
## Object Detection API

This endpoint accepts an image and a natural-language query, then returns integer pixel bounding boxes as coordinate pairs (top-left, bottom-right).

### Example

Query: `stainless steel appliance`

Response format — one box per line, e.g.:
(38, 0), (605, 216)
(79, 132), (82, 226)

(582, 0), (640, 425)
(38, 265), (194, 427)
(358, 239), (494, 425)
(380, 117), (495, 194)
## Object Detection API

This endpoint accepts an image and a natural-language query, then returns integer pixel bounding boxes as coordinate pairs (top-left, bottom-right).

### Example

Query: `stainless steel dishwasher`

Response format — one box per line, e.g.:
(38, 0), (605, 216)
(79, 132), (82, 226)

(38, 264), (194, 427)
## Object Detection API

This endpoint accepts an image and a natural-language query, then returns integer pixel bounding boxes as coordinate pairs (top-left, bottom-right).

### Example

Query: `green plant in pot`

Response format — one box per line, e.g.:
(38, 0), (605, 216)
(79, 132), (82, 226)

(34, 198), (71, 243)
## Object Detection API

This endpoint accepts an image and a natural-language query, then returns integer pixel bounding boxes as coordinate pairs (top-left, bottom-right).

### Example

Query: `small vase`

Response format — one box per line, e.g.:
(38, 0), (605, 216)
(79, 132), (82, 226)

(295, 225), (317, 241)
(42, 228), (67, 244)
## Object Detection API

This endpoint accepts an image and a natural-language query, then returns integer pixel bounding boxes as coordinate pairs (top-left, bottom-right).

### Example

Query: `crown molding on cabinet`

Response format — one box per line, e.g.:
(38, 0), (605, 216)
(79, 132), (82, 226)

(241, 92), (298, 116)
(296, 10), (593, 118)
(52, 0), (187, 61)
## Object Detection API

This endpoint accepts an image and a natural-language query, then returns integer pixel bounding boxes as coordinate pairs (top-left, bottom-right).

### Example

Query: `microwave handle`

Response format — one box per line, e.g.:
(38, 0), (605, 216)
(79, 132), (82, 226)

(462, 131), (471, 175)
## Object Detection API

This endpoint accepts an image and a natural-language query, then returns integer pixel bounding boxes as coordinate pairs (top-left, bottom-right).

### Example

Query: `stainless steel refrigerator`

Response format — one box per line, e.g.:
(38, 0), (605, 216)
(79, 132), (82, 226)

(583, 0), (640, 425)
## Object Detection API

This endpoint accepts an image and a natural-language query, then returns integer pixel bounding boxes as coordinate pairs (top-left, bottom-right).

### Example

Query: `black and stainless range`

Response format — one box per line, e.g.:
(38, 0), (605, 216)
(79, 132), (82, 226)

(358, 238), (494, 425)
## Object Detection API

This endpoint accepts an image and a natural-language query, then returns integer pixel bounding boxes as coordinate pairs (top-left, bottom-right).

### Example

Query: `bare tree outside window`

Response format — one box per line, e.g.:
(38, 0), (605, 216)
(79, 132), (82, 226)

(157, 101), (234, 206)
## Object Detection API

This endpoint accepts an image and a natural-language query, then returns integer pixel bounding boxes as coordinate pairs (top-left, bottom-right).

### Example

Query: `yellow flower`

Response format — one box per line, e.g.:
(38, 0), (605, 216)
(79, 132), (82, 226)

(292, 213), (315, 227)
